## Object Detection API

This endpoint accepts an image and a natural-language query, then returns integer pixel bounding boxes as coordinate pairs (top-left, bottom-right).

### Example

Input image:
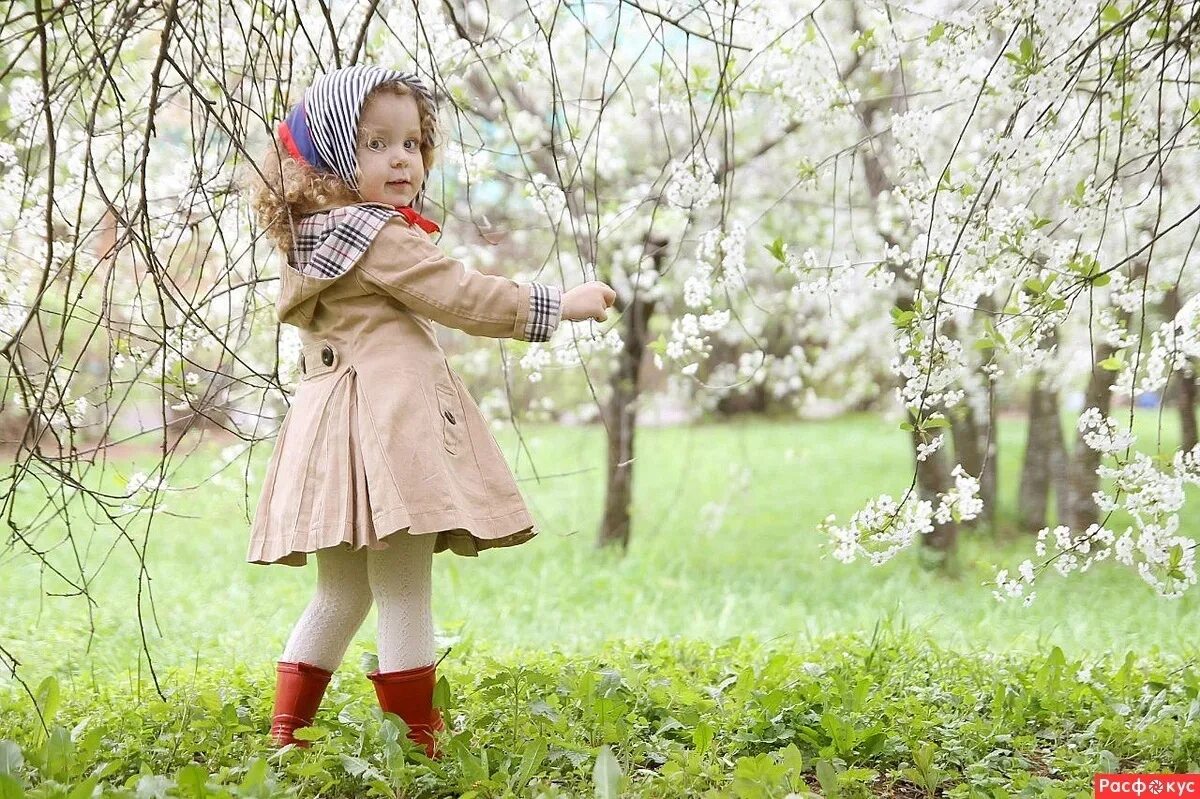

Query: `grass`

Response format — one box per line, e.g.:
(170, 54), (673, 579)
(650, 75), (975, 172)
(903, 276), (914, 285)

(2, 414), (1196, 676)
(1, 413), (1197, 796)
(1, 628), (1197, 797)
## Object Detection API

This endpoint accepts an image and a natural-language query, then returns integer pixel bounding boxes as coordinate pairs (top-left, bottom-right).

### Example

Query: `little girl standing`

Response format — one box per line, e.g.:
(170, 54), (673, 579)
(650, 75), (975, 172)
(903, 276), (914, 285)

(244, 65), (615, 757)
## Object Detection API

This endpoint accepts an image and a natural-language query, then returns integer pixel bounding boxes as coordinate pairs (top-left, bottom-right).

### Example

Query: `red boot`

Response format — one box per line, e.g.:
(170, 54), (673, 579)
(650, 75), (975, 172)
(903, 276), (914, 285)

(367, 663), (445, 758)
(270, 661), (333, 747)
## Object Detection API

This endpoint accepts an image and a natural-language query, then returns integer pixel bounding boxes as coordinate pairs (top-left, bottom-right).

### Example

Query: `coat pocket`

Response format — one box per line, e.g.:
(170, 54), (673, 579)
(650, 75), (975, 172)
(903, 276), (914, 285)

(434, 384), (464, 455)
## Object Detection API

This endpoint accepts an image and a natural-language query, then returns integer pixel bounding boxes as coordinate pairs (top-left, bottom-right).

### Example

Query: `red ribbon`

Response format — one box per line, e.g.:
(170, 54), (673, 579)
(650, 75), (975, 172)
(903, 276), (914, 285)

(395, 205), (440, 234)
(277, 121), (304, 164)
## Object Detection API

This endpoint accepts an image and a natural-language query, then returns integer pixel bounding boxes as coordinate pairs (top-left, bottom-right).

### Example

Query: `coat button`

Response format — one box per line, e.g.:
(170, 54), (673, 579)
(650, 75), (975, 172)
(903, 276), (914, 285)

(443, 410), (456, 425)
(321, 346), (333, 366)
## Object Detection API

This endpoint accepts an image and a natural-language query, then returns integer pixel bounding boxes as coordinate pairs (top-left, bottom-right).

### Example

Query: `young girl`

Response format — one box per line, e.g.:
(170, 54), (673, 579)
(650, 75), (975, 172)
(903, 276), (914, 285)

(244, 64), (615, 758)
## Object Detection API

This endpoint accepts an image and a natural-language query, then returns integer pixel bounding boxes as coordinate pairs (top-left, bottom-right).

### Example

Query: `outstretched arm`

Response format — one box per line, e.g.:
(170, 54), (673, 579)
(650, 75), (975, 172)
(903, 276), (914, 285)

(355, 218), (562, 341)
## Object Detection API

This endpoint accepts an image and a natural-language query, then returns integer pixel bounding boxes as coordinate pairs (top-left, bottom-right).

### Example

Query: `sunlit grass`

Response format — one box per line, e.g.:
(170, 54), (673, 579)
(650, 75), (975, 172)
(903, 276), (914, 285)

(2, 412), (1196, 690)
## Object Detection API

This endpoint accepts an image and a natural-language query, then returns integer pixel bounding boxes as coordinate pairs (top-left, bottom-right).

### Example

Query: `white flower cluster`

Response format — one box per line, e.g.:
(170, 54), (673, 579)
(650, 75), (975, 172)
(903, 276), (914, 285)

(785, 249), (896, 298)
(935, 464), (983, 524)
(1023, 518), (1195, 601)
(994, 409), (1200, 602)
(744, 26), (861, 129)
(119, 469), (170, 516)
(823, 492), (935, 566)
(1108, 267), (1159, 316)
(607, 243), (666, 306)
(519, 342), (553, 383)
(1061, 174), (1110, 234)
(683, 263), (713, 309)
(1038, 524), (1116, 573)
(1098, 453), (1187, 521)
(660, 223), (744, 371)
(993, 559), (1037, 606)
(519, 324), (622, 383)
(915, 433), (944, 462)
(664, 152), (719, 210)
(1077, 407), (1134, 454)
(1113, 293), (1200, 398)
(0, 255), (35, 340)
(695, 222), (748, 291)
(523, 174), (567, 219)
(870, 32), (902, 74)
(6, 77), (44, 122)
(892, 331), (966, 416)
(1078, 415), (1199, 600)
(664, 310), (729, 363)
(890, 107), (936, 164)
(824, 465), (981, 565)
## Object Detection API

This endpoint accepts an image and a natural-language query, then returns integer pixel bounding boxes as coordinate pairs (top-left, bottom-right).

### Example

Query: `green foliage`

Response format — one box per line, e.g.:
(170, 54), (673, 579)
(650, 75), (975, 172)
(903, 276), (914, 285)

(1004, 35), (1041, 81)
(764, 238), (788, 266)
(1, 634), (1198, 797)
(3, 418), (1200, 796)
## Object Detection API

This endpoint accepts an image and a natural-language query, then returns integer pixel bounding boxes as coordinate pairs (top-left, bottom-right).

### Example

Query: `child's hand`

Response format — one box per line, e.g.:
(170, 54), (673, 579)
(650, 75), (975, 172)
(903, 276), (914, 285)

(562, 281), (617, 323)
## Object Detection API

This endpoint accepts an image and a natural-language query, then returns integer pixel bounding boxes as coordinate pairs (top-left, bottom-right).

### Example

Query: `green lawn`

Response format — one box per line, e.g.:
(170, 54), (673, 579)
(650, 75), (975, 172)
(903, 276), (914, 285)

(1, 414), (1197, 797)
(2, 414), (1196, 677)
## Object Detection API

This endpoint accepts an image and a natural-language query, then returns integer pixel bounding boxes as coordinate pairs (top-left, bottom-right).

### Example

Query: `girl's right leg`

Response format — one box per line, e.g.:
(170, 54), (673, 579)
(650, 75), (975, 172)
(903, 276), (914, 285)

(272, 545), (373, 746)
(282, 545), (374, 670)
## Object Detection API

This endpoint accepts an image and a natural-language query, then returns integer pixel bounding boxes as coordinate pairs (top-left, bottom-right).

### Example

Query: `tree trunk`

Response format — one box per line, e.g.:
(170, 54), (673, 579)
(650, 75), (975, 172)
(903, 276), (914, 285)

(1060, 265), (1142, 531)
(951, 386), (997, 532)
(912, 429), (958, 556)
(1061, 345), (1120, 531)
(597, 235), (667, 550)
(855, 73), (959, 559)
(1180, 369), (1199, 452)
(1018, 374), (1065, 533)
(1166, 288), (1199, 452)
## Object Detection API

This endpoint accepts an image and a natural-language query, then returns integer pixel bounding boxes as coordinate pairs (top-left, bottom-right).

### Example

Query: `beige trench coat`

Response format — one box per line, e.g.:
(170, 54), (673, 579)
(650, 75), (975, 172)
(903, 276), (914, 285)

(247, 203), (562, 566)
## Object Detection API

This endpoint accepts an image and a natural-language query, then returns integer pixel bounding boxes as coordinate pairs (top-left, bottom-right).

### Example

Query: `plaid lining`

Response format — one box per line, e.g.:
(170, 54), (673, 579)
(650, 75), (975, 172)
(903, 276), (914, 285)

(290, 204), (397, 278)
(524, 283), (562, 342)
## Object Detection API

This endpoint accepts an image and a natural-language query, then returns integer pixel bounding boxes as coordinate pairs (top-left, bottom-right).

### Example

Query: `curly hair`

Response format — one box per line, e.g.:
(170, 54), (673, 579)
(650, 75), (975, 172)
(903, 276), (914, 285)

(244, 81), (440, 257)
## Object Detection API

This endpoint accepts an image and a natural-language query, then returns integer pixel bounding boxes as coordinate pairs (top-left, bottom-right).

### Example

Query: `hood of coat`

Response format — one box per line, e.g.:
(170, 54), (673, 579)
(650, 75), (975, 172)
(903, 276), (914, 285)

(276, 259), (335, 327)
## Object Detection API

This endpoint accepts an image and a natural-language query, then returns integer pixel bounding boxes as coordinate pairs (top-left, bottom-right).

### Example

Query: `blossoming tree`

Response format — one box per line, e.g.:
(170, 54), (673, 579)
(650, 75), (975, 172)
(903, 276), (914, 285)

(1, 0), (1197, 696)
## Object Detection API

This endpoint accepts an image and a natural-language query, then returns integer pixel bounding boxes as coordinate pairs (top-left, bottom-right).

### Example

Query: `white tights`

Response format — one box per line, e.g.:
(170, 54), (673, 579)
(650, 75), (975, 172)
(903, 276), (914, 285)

(281, 533), (436, 673)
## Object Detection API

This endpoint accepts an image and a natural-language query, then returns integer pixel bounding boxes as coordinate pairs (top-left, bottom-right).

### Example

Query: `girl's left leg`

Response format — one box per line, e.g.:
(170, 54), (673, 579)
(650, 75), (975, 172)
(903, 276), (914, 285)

(365, 532), (443, 757)
(366, 532), (436, 672)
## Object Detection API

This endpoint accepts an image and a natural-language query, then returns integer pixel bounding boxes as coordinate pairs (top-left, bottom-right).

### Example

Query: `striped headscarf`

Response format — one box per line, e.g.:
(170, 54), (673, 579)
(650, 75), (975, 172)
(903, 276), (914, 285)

(278, 65), (435, 192)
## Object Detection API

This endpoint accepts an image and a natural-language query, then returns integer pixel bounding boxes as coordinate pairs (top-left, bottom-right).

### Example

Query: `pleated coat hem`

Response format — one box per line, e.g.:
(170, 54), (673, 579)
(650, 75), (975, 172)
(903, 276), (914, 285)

(247, 504), (537, 566)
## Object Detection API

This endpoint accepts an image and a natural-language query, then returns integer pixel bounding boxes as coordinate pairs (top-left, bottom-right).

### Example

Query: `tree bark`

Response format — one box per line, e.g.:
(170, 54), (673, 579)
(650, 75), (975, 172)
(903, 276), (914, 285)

(1179, 368), (1199, 452)
(911, 428), (959, 557)
(857, 86), (959, 557)
(1166, 288), (1199, 452)
(597, 235), (667, 549)
(1018, 372), (1065, 533)
(951, 384), (998, 532)
(1060, 268), (1141, 531)
(1060, 343), (1120, 531)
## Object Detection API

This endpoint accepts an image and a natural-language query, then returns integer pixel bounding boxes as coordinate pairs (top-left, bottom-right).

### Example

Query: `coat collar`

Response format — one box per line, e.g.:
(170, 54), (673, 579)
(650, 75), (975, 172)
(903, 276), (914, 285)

(276, 203), (442, 326)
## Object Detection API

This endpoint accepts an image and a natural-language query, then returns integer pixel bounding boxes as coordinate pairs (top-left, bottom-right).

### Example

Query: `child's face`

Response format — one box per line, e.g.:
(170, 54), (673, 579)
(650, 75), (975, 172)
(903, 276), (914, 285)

(355, 92), (425, 208)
